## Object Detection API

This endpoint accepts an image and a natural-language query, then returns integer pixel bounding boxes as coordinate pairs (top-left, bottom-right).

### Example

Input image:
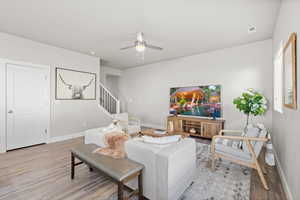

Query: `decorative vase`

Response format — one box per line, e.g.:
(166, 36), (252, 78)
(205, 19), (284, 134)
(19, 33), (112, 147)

(189, 128), (196, 134)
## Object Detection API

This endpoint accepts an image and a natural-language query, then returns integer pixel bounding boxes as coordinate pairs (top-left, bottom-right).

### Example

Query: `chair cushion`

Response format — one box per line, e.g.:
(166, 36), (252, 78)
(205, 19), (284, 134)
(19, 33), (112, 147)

(215, 137), (241, 149)
(215, 137), (252, 162)
(215, 143), (252, 162)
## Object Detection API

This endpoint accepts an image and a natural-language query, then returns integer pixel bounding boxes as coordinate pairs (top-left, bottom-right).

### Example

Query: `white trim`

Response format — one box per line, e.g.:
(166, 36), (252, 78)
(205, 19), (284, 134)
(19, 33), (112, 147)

(273, 146), (294, 200)
(141, 123), (165, 130)
(99, 82), (119, 102)
(47, 132), (84, 143)
(0, 58), (51, 153)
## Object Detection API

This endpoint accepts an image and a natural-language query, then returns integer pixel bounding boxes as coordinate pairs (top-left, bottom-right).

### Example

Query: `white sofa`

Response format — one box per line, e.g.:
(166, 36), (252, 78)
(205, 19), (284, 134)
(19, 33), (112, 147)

(125, 137), (196, 200)
(84, 128), (196, 200)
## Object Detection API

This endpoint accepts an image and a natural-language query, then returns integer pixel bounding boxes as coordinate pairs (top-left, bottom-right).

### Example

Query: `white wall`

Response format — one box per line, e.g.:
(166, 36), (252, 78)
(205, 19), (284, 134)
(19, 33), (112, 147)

(119, 40), (273, 130)
(272, 0), (300, 199)
(106, 75), (120, 98)
(100, 65), (122, 84)
(0, 32), (111, 151)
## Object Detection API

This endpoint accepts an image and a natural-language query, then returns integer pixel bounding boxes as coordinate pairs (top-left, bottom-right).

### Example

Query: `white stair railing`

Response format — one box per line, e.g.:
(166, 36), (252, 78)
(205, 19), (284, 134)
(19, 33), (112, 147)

(99, 82), (120, 115)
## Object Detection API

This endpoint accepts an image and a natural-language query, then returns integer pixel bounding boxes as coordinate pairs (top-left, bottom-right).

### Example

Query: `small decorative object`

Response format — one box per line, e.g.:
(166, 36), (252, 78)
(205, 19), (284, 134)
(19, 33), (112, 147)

(209, 106), (217, 120)
(189, 128), (196, 134)
(283, 32), (297, 109)
(56, 68), (96, 100)
(233, 88), (268, 128)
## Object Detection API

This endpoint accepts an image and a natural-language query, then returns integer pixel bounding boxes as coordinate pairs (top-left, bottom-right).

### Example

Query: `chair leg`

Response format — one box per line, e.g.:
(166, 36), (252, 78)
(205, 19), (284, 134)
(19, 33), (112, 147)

(138, 172), (143, 200)
(260, 159), (267, 175)
(211, 140), (216, 171)
(245, 140), (269, 190)
(258, 152), (268, 175)
(255, 161), (269, 190)
(71, 153), (75, 179)
(118, 181), (124, 200)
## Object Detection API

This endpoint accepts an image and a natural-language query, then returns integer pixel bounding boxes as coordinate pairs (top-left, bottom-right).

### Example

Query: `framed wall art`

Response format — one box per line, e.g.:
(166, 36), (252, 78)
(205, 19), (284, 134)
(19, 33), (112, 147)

(283, 32), (297, 109)
(55, 68), (96, 100)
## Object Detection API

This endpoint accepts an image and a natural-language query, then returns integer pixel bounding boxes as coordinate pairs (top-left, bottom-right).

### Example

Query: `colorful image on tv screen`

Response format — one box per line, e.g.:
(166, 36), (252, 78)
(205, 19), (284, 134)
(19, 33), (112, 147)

(170, 85), (221, 118)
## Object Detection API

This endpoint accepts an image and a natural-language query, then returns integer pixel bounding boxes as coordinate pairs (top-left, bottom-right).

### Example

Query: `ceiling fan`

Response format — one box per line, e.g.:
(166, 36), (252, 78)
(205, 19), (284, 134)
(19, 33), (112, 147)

(120, 32), (163, 52)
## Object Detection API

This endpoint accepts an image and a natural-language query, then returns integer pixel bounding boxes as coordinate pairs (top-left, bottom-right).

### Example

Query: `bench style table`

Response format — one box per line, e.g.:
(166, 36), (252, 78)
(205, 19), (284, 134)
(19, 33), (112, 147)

(71, 144), (144, 200)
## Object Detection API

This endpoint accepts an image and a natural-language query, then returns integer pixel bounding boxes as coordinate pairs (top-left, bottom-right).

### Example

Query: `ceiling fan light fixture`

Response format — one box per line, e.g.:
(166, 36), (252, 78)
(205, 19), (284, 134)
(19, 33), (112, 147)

(135, 43), (146, 52)
(120, 32), (162, 52)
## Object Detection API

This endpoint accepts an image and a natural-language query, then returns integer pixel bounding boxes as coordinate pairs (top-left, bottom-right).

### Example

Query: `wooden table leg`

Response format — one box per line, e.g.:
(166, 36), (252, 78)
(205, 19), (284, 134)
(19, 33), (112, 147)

(138, 172), (143, 200)
(118, 181), (124, 200)
(71, 153), (75, 179)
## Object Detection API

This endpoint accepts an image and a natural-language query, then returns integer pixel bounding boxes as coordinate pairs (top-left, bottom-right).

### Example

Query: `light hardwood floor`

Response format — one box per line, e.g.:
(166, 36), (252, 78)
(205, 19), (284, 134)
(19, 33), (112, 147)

(0, 138), (117, 200)
(0, 137), (287, 200)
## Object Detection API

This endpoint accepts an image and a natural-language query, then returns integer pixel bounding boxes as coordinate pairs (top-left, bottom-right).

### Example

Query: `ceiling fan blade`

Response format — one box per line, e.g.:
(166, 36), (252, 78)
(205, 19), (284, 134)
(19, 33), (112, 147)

(120, 45), (135, 50)
(146, 44), (163, 50)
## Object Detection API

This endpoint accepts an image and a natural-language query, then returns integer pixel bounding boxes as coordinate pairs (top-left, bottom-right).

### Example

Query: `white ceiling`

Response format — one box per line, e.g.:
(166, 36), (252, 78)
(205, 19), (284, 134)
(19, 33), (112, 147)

(0, 0), (280, 69)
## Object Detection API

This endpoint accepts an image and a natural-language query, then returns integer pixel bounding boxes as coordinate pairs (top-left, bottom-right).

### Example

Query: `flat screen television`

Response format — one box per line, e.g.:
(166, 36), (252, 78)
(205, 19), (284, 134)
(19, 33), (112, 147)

(169, 85), (221, 118)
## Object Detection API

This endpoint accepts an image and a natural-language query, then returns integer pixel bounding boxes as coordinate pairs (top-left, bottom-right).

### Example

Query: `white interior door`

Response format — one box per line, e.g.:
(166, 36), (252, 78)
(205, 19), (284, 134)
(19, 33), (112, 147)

(6, 63), (49, 150)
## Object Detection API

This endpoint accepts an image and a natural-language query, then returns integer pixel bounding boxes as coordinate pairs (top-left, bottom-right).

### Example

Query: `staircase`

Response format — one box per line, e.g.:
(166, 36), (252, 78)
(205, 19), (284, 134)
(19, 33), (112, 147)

(99, 82), (120, 115)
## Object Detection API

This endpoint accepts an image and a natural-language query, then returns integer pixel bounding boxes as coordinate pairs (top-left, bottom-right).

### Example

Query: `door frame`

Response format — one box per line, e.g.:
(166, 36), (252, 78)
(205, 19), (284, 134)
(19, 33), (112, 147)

(0, 59), (51, 153)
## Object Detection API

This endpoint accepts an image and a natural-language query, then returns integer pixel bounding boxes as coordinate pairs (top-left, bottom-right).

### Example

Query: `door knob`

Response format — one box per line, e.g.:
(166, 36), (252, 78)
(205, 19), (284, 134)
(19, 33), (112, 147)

(8, 110), (13, 114)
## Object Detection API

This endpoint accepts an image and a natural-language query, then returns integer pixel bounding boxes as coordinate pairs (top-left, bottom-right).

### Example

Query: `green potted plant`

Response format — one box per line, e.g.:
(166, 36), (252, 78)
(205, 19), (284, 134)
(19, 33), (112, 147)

(233, 88), (268, 128)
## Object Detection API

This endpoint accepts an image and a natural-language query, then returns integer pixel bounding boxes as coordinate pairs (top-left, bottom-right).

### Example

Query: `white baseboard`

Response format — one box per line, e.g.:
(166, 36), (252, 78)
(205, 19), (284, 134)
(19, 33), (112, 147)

(47, 132), (84, 144)
(141, 123), (165, 130)
(273, 147), (294, 200)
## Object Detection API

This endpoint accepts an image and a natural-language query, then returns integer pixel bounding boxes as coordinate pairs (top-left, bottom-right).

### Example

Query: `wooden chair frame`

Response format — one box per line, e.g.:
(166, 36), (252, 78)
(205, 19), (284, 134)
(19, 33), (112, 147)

(211, 130), (269, 190)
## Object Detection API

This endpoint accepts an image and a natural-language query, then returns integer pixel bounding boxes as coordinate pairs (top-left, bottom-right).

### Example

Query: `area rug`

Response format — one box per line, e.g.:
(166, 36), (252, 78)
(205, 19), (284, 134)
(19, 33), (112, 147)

(109, 143), (251, 200)
(180, 143), (251, 200)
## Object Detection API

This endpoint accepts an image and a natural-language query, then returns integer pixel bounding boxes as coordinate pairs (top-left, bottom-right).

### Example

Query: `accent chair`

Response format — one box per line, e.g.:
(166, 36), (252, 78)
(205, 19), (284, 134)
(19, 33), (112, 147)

(211, 124), (269, 190)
